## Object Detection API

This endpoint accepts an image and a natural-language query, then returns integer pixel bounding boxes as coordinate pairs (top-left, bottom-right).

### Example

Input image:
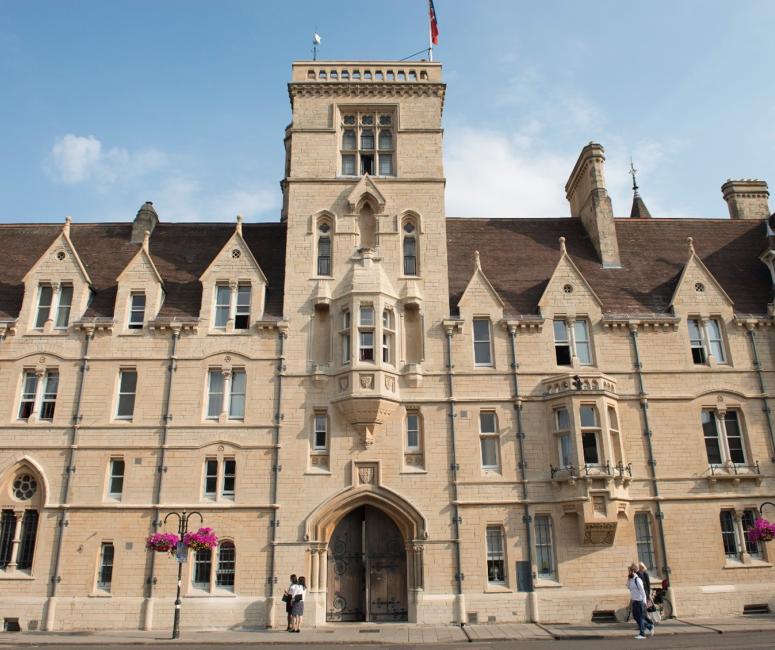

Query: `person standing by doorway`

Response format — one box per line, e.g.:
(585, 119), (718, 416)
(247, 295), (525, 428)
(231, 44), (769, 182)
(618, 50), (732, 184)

(283, 574), (297, 632)
(628, 563), (654, 639)
(290, 576), (306, 632)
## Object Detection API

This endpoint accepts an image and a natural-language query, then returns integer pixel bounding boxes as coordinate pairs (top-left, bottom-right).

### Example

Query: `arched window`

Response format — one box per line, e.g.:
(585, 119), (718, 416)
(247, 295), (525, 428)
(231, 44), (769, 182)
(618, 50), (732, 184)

(317, 220), (332, 276)
(402, 220), (418, 275)
(216, 541), (236, 591)
(0, 466), (43, 574)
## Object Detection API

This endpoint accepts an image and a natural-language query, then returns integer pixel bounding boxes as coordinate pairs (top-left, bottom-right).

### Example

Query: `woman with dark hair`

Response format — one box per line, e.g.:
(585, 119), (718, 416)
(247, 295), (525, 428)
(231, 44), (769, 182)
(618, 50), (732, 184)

(290, 575), (307, 632)
(283, 574), (297, 632)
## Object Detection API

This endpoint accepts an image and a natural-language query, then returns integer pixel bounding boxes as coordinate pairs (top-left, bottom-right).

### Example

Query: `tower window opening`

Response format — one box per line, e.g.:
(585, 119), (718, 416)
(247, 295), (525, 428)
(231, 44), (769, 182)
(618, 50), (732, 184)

(340, 109), (395, 177)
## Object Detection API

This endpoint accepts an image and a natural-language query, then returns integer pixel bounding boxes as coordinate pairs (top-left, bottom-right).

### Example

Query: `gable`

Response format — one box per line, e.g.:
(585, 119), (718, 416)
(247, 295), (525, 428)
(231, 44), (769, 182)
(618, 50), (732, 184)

(538, 242), (602, 315)
(22, 230), (92, 287)
(199, 231), (268, 285)
(117, 247), (163, 286)
(457, 251), (504, 316)
(346, 174), (386, 212)
(670, 243), (733, 313)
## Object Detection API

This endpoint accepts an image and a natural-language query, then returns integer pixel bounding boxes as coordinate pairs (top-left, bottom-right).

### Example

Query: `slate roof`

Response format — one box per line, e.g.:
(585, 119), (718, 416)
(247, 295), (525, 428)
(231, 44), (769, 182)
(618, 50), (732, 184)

(0, 222), (286, 321)
(447, 218), (772, 317)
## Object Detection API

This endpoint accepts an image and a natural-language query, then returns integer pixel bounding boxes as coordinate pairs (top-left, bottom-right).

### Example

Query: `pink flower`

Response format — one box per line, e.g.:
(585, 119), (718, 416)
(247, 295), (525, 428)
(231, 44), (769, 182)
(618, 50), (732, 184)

(146, 532), (180, 553)
(183, 527), (218, 551)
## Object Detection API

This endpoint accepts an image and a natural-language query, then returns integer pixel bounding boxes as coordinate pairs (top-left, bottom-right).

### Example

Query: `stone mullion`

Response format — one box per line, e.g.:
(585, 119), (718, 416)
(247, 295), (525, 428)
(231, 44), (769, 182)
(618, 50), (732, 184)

(6, 511), (25, 570)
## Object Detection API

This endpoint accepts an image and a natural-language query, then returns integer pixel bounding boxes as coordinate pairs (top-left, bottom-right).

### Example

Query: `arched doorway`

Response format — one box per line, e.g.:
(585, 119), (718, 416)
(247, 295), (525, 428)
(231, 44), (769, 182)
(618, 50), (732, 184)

(326, 505), (407, 622)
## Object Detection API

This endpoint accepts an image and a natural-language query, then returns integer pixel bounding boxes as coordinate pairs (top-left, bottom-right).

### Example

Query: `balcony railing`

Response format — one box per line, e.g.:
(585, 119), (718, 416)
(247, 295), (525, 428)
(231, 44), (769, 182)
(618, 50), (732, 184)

(550, 461), (633, 480)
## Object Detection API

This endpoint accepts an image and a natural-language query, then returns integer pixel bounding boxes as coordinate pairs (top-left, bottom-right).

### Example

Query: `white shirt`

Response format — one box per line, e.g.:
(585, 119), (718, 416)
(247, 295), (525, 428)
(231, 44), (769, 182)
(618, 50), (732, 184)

(627, 574), (647, 603)
(289, 583), (305, 601)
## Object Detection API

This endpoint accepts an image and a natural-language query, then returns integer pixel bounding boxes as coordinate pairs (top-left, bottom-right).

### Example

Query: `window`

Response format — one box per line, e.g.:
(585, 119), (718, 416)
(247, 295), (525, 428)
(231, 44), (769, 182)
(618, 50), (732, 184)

(554, 407), (573, 467)
(234, 284), (251, 330)
(193, 548), (212, 589)
(359, 306), (375, 361)
(485, 526), (506, 584)
(702, 409), (746, 465)
(534, 515), (556, 580)
(16, 510), (38, 572)
(382, 309), (394, 364)
(216, 541), (236, 591)
(580, 405), (600, 465)
(720, 510), (739, 560)
(116, 369), (137, 419)
(742, 509), (763, 559)
(204, 458), (235, 498)
(402, 221), (417, 275)
(313, 413), (328, 450)
(0, 511), (14, 569)
(35, 284), (53, 328)
(55, 285), (73, 329)
(128, 292), (146, 329)
(554, 320), (571, 365)
(207, 370), (224, 419)
(214, 285), (231, 328)
(340, 110), (395, 177)
(229, 370), (246, 419)
(317, 222), (332, 276)
(97, 542), (114, 591)
(18, 370), (58, 421)
(473, 318), (492, 366)
(108, 458), (125, 499)
(406, 412), (420, 451)
(635, 513), (655, 572)
(689, 318), (726, 364)
(554, 318), (592, 365)
(607, 406), (623, 466)
(479, 411), (500, 470)
(340, 310), (351, 364)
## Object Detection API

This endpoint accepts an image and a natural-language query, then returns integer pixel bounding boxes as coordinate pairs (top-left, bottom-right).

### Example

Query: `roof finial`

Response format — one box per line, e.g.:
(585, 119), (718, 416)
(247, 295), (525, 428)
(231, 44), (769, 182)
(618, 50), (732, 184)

(687, 236), (695, 255)
(629, 158), (639, 195)
(63, 215), (72, 237)
(559, 236), (567, 254)
(474, 250), (481, 270)
(142, 230), (150, 253)
(236, 214), (243, 236)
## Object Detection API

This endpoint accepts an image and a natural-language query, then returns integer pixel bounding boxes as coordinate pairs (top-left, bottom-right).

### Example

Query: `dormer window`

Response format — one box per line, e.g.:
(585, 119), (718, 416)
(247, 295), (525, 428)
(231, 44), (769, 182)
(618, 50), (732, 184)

(55, 285), (73, 329)
(34, 283), (74, 329)
(128, 292), (146, 329)
(234, 285), (251, 330)
(215, 285), (231, 328)
(213, 283), (252, 331)
(35, 285), (53, 328)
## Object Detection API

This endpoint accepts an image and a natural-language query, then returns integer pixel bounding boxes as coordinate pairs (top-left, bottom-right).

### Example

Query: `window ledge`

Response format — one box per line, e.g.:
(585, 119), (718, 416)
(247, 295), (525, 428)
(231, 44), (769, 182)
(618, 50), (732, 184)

(89, 591), (112, 598)
(305, 468), (331, 476)
(484, 584), (511, 593)
(0, 572), (35, 580)
(535, 578), (563, 588)
(118, 331), (144, 337)
(401, 467), (427, 475)
(724, 559), (771, 570)
(185, 591), (237, 598)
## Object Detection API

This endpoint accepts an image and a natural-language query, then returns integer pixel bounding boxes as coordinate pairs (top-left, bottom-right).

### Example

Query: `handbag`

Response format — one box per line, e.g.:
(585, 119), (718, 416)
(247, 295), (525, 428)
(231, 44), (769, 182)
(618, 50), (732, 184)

(293, 594), (303, 603)
(281, 594), (291, 603)
(646, 599), (656, 612)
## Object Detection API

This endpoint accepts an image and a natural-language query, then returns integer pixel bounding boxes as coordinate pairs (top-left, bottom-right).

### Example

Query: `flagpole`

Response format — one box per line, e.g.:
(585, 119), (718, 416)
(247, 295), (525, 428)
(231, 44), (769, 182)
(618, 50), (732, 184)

(428, 1), (433, 60)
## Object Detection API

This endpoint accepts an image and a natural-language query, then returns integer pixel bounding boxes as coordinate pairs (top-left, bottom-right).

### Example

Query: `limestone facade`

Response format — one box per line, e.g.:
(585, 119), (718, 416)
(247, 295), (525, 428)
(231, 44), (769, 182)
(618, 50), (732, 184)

(1, 60), (775, 631)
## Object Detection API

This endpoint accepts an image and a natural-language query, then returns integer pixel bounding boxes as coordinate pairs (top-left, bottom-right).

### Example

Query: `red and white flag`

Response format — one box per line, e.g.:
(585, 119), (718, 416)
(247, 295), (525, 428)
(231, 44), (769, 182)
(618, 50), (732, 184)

(429, 0), (439, 45)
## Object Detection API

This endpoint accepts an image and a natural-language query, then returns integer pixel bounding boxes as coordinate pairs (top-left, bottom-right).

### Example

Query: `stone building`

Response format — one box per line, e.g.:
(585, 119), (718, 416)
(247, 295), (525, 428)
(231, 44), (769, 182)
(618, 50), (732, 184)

(1, 60), (775, 631)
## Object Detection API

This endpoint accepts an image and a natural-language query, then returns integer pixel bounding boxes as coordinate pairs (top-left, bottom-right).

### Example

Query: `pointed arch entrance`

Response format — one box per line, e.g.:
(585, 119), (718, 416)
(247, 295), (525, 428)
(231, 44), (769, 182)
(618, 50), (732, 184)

(306, 485), (426, 623)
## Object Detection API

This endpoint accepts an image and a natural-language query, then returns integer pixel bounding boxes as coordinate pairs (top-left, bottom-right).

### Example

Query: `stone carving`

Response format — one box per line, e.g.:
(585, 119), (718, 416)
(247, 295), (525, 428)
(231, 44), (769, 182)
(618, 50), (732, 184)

(338, 376), (349, 392)
(582, 522), (617, 545)
(360, 374), (374, 389)
(358, 466), (375, 484)
(385, 375), (395, 392)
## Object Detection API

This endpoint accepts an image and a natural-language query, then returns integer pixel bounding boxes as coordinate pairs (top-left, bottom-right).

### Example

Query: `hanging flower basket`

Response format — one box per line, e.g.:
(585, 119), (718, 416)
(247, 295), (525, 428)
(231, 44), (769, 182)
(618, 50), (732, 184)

(183, 527), (218, 552)
(747, 518), (775, 544)
(146, 532), (180, 553)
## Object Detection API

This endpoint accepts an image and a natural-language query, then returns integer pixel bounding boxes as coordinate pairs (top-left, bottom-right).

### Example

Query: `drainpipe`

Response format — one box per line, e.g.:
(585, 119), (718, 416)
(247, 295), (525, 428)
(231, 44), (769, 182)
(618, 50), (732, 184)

(746, 326), (775, 461)
(266, 327), (286, 628)
(142, 327), (180, 630)
(506, 324), (537, 622)
(628, 324), (675, 615)
(45, 327), (93, 631)
(443, 324), (465, 624)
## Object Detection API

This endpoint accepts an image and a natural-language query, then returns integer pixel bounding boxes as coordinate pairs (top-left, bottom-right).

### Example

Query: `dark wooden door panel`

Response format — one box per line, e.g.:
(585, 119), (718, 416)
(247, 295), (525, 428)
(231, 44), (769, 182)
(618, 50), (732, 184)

(326, 507), (365, 622)
(366, 507), (407, 622)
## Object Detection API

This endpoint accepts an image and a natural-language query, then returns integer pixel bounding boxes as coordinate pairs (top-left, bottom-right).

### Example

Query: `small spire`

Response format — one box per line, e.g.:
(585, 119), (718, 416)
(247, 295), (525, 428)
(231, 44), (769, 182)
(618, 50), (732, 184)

(63, 216), (72, 237)
(628, 159), (653, 219)
(236, 214), (243, 236)
(687, 236), (695, 255)
(474, 250), (481, 270)
(142, 230), (150, 253)
(559, 236), (567, 254)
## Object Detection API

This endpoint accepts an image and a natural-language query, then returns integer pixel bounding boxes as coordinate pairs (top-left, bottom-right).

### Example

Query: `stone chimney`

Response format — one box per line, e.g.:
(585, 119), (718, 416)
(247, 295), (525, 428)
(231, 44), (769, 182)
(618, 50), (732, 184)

(131, 201), (159, 244)
(721, 179), (770, 220)
(565, 143), (621, 268)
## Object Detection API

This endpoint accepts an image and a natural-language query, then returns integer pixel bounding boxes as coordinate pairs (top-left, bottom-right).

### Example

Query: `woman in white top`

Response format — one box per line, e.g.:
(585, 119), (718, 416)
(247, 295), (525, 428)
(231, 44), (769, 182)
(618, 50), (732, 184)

(627, 563), (654, 639)
(289, 575), (306, 632)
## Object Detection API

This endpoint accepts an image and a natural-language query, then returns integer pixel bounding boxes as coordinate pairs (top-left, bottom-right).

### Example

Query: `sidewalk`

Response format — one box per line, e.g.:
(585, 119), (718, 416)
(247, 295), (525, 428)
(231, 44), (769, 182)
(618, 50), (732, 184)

(2, 615), (775, 645)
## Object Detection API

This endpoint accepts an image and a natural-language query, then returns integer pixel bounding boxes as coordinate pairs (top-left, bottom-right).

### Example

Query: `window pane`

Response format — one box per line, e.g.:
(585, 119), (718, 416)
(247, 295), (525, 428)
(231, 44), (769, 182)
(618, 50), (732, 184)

(407, 414), (419, 449)
(36, 285), (53, 328)
(702, 410), (722, 464)
(109, 459), (125, 496)
(720, 511), (738, 559)
(19, 373), (38, 419)
(16, 510), (38, 571)
(216, 543), (235, 590)
(314, 414), (327, 449)
(553, 320), (568, 342)
(481, 437), (499, 468)
(689, 319), (706, 364)
(724, 411), (745, 464)
(117, 370), (137, 418)
(234, 285), (251, 330)
(222, 459), (236, 495)
(580, 405), (598, 427)
(582, 432), (599, 464)
(479, 412), (497, 433)
(204, 459), (218, 495)
(742, 510), (761, 557)
(120, 370), (137, 394)
(361, 129), (374, 149)
(378, 129), (392, 150)
(555, 408), (570, 431)
(485, 526), (505, 583)
(317, 236), (331, 276)
(229, 370), (246, 419)
(635, 513), (655, 571)
(707, 319), (725, 362)
(378, 153), (393, 175)
(0, 511), (17, 569)
(129, 293), (146, 328)
(535, 515), (555, 578)
(208, 371), (224, 418)
(56, 285), (73, 328)
(360, 332), (374, 361)
(98, 543), (114, 590)
(342, 129), (356, 150)
(473, 319), (491, 365)
(39, 372), (59, 420)
(342, 155), (356, 175)
(559, 433), (573, 467)
(193, 548), (212, 587)
(573, 320), (591, 364)
(215, 286), (231, 328)
(403, 236), (417, 275)
(360, 307), (374, 325)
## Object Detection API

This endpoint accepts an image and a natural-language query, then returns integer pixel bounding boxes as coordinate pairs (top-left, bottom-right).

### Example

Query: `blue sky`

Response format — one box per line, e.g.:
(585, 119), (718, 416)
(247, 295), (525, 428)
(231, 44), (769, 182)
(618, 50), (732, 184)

(1, 0), (774, 223)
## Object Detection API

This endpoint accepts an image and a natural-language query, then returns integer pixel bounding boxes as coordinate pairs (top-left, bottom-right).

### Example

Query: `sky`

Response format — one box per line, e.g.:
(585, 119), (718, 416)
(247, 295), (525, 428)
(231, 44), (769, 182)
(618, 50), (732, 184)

(1, 0), (774, 224)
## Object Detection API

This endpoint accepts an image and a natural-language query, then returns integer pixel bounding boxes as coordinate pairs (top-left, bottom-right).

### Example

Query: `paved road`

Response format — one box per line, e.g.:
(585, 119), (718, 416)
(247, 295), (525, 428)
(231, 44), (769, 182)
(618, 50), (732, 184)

(2, 630), (773, 650)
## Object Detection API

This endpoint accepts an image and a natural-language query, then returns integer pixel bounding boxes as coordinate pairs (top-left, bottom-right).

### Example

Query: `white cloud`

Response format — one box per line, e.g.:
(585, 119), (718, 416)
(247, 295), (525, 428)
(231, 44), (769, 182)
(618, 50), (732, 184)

(45, 133), (166, 186)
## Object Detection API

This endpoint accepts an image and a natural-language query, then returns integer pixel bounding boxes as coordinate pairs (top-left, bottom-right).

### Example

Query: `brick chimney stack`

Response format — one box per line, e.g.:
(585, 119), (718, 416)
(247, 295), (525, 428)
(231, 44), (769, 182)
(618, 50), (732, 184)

(565, 143), (621, 268)
(721, 179), (770, 220)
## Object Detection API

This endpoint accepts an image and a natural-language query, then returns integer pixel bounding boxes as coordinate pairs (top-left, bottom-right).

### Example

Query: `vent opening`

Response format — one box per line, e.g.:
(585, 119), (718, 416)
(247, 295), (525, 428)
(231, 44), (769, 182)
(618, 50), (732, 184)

(743, 604), (770, 615)
(591, 610), (617, 623)
(4, 618), (21, 632)
(467, 612), (479, 624)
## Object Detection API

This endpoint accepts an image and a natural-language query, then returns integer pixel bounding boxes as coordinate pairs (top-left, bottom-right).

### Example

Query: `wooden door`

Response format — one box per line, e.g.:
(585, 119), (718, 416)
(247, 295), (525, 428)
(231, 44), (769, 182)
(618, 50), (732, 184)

(326, 507), (365, 621)
(366, 507), (408, 621)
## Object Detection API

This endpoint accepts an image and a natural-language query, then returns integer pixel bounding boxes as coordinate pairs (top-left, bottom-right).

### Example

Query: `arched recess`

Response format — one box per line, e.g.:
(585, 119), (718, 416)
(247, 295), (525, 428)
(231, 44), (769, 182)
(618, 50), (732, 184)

(306, 485), (427, 543)
(0, 455), (49, 507)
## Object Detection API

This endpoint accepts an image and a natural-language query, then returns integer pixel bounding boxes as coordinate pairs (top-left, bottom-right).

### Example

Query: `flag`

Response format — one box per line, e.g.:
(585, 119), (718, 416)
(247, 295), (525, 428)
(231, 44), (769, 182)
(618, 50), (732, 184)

(313, 33), (321, 45)
(429, 0), (439, 45)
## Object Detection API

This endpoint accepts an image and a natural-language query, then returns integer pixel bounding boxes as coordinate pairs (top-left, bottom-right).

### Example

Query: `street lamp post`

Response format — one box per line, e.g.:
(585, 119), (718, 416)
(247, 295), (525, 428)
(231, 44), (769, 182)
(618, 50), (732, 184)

(162, 510), (203, 640)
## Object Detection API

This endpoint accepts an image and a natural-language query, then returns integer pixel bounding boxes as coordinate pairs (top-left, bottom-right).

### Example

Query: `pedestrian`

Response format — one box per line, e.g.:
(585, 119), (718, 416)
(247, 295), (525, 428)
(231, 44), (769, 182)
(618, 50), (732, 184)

(290, 575), (306, 632)
(283, 574), (297, 631)
(638, 562), (654, 622)
(628, 562), (654, 639)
